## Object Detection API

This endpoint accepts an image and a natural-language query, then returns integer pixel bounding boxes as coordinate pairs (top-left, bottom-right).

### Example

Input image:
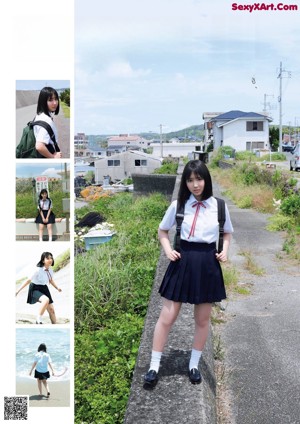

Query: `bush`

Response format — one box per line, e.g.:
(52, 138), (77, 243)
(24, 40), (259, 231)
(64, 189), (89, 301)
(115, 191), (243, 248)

(280, 194), (300, 221)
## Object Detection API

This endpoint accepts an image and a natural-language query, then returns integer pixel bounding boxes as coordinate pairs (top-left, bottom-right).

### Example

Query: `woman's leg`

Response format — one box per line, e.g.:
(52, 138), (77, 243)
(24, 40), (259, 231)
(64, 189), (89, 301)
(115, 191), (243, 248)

(152, 299), (182, 352)
(47, 304), (56, 324)
(37, 295), (50, 319)
(47, 224), (52, 242)
(192, 303), (212, 350)
(38, 224), (44, 241)
(37, 379), (42, 395)
(42, 379), (50, 395)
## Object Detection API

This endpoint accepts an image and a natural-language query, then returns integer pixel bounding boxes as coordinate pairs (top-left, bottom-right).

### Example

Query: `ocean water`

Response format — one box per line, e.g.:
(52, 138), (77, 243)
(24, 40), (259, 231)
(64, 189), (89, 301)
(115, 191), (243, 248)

(16, 328), (70, 381)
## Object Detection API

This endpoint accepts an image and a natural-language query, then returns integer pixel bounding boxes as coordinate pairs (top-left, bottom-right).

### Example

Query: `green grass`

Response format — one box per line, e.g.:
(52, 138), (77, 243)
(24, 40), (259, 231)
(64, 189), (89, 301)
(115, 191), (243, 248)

(75, 192), (168, 423)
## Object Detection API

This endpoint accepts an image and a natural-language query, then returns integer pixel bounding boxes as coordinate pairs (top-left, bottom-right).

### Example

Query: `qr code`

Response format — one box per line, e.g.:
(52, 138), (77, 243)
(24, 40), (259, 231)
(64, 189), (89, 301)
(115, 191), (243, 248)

(4, 397), (28, 420)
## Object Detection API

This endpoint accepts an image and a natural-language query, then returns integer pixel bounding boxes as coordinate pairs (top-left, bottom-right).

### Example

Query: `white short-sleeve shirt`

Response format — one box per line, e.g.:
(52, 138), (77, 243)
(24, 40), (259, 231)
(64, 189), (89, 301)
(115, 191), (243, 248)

(34, 351), (52, 373)
(159, 195), (234, 244)
(33, 112), (58, 148)
(37, 198), (52, 211)
(30, 267), (53, 286)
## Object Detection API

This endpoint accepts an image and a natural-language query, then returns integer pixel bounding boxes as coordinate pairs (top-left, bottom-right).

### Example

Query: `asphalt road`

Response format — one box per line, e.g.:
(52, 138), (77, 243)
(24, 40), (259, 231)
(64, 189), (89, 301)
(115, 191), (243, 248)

(213, 182), (300, 424)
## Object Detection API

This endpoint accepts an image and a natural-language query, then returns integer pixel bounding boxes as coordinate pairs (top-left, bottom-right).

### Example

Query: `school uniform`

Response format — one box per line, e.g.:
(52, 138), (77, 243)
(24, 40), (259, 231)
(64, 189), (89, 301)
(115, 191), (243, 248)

(34, 351), (52, 380)
(33, 112), (59, 155)
(158, 195), (234, 304)
(27, 266), (54, 305)
(35, 198), (56, 224)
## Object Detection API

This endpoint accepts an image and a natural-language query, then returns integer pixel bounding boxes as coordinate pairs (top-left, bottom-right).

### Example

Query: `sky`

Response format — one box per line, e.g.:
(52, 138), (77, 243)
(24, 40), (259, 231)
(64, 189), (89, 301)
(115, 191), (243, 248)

(16, 163), (70, 178)
(16, 80), (70, 90)
(75, 0), (300, 135)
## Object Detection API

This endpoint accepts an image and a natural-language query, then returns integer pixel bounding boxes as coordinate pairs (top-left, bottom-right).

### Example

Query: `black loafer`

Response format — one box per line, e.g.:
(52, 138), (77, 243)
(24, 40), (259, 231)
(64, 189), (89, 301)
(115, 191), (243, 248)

(189, 368), (202, 384)
(143, 369), (158, 387)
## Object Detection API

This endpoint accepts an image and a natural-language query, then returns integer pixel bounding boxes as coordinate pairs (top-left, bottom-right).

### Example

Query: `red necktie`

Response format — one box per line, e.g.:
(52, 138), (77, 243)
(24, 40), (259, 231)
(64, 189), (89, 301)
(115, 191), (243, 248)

(188, 201), (206, 239)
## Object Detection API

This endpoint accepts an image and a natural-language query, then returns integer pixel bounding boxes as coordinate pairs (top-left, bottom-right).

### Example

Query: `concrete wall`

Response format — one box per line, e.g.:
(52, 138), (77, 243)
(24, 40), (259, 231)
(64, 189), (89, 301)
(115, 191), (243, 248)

(132, 173), (176, 200)
(124, 161), (217, 423)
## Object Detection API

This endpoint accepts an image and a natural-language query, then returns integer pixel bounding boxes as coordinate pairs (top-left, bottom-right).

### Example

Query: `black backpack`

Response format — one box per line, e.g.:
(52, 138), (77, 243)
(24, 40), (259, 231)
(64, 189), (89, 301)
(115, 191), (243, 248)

(16, 120), (59, 158)
(173, 197), (226, 253)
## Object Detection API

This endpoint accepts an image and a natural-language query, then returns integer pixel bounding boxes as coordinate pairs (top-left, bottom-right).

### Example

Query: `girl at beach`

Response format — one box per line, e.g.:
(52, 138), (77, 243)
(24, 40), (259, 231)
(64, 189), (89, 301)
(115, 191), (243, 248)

(35, 189), (56, 242)
(34, 86), (62, 158)
(144, 160), (234, 387)
(29, 343), (54, 397)
(15, 252), (62, 324)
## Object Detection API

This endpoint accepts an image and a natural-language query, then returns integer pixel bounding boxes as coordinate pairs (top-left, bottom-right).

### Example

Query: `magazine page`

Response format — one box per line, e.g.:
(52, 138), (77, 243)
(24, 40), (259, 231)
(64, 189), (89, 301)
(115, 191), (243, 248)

(1, 0), (299, 423)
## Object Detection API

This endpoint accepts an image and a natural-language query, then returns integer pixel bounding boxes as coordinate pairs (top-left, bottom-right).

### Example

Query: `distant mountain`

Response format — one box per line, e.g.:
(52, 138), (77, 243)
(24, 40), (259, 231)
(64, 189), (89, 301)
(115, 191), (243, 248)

(139, 125), (204, 140)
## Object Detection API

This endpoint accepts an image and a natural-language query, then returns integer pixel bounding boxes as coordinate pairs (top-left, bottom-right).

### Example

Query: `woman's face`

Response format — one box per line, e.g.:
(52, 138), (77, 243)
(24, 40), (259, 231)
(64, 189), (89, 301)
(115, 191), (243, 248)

(186, 172), (205, 200)
(47, 95), (58, 113)
(43, 256), (53, 268)
(41, 191), (48, 199)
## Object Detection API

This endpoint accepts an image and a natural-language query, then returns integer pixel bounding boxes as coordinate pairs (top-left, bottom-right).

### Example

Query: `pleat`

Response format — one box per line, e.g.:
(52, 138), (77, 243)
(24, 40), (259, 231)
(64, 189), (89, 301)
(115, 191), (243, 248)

(158, 240), (226, 304)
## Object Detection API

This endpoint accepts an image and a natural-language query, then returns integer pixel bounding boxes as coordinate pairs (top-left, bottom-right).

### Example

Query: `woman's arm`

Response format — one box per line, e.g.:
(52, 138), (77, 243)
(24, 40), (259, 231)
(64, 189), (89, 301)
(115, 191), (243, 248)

(48, 362), (55, 376)
(158, 228), (181, 261)
(16, 279), (31, 296)
(215, 233), (232, 262)
(29, 361), (37, 376)
(49, 278), (62, 292)
(35, 142), (62, 159)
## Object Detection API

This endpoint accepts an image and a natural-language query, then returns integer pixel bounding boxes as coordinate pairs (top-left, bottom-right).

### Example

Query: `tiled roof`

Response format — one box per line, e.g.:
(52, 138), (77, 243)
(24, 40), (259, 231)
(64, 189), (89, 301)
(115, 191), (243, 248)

(211, 110), (268, 121)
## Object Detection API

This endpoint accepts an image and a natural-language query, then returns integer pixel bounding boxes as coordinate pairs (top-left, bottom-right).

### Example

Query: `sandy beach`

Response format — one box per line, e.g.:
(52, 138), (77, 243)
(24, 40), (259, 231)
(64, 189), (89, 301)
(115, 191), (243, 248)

(16, 377), (70, 407)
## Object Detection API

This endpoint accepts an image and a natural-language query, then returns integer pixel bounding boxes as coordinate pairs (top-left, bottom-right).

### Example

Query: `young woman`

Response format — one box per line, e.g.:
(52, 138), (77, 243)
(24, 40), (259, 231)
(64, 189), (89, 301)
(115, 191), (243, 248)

(35, 189), (56, 242)
(15, 252), (62, 324)
(29, 343), (54, 397)
(144, 160), (234, 387)
(34, 86), (62, 158)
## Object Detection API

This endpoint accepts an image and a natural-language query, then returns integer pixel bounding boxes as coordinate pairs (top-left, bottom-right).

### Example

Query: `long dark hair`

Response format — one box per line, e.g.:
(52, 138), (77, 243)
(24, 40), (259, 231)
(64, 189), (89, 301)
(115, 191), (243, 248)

(178, 160), (213, 208)
(36, 87), (60, 116)
(37, 252), (54, 267)
(38, 343), (47, 352)
(39, 189), (49, 199)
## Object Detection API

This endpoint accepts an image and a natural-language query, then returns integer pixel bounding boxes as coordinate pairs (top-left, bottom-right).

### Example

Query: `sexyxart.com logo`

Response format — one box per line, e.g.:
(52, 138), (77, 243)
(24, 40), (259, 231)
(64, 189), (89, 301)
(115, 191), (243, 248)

(232, 2), (298, 12)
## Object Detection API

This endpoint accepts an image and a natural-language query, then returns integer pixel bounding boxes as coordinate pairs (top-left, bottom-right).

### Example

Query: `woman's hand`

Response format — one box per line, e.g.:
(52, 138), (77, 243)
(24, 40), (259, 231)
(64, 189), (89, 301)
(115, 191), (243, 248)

(215, 251), (228, 262)
(54, 152), (62, 158)
(166, 249), (181, 261)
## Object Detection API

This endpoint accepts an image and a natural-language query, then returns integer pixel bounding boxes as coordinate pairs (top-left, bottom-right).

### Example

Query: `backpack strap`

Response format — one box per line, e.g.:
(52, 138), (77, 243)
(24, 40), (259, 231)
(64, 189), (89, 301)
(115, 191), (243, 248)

(173, 201), (184, 251)
(215, 197), (226, 253)
(30, 120), (60, 152)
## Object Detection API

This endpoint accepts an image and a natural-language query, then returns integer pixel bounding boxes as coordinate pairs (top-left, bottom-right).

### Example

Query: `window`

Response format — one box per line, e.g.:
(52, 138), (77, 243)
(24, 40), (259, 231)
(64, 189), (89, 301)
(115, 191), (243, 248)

(246, 121), (263, 131)
(107, 160), (120, 166)
(135, 159), (147, 166)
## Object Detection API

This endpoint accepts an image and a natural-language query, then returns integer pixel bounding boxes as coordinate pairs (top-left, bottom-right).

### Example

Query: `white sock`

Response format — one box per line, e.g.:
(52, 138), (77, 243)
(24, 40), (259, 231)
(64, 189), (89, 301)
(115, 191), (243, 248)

(36, 315), (42, 323)
(49, 236), (52, 242)
(39, 237), (42, 242)
(189, 348), (202, 370)
(149, 350), (162, 373)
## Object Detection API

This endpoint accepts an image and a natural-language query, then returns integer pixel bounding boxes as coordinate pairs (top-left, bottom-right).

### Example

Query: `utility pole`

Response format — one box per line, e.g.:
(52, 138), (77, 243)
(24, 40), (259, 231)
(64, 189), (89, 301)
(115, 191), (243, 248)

(277, 61), (291, 152)
(160, 124), (163, 158)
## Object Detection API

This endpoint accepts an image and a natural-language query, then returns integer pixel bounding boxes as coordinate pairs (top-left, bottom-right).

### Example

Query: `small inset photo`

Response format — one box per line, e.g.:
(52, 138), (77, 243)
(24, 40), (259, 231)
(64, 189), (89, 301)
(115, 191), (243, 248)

(16, 163), (70, 241)
(16, 328), (70, 407)
(16, 80), (70, 159)
(15, 243), (71, 325)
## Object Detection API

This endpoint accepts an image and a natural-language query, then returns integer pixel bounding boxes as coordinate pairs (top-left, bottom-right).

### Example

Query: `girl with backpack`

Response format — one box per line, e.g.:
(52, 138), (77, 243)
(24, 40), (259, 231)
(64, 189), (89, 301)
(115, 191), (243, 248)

(144, 160), (234, 387)
(35, 189), (56, 242)
(34, 86), (62, 158)
(15, 251), (62, 324)
(29, 343), (54, 397)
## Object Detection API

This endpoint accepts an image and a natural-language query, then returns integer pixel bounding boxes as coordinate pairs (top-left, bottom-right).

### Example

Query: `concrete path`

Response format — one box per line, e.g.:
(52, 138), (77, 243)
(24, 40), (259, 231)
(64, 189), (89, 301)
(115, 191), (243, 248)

(213, 183), (300, 424)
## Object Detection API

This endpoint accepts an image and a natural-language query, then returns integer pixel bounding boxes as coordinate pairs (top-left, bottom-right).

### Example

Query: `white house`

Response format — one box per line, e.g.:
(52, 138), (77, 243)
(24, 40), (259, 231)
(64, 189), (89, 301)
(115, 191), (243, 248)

(208, 110), (272, 151)
(107, 134), (150, 148)
(150, 142), (202, 158)
(94, 150), (162, 183)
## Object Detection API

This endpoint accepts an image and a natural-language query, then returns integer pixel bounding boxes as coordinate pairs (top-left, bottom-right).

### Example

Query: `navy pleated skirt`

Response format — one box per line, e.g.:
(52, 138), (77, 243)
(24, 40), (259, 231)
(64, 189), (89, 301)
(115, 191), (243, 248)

(159, 240), (226, 304)
(35, 210), (56, 224)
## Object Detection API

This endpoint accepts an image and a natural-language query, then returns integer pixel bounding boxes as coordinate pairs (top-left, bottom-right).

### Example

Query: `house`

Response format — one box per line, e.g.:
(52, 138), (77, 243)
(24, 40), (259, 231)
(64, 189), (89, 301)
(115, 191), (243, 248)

(208, 110), (272, 151)
(150, 142), (202, 158)
(107, 134), (150, 148)
(94, 150), (162, 183)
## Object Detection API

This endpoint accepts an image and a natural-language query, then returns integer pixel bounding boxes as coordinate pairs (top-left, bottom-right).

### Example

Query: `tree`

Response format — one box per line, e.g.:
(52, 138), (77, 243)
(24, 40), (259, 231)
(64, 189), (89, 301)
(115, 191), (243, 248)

(269, 126), (279, 151)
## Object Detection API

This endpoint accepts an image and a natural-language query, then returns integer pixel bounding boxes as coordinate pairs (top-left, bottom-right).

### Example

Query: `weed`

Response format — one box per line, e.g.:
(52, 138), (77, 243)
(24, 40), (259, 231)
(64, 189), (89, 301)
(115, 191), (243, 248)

(240, 251), (265, 276)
